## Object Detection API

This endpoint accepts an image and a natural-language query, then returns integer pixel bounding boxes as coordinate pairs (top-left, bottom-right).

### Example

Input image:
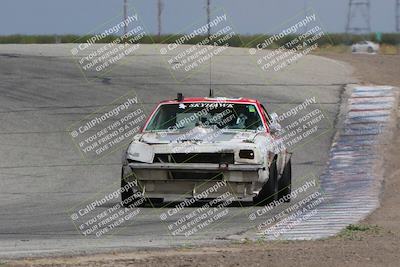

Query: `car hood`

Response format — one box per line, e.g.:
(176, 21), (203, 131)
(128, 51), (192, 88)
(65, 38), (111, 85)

(138, 128), (260, 144)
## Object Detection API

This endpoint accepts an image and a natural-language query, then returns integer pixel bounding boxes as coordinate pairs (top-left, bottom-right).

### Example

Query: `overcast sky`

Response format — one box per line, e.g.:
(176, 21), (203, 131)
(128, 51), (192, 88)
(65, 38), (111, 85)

(0, 0), (396, 35)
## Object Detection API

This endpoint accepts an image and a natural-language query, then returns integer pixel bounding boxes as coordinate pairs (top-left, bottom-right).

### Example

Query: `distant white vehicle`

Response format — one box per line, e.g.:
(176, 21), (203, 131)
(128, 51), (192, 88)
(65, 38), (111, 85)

(351, 41), (379, 53)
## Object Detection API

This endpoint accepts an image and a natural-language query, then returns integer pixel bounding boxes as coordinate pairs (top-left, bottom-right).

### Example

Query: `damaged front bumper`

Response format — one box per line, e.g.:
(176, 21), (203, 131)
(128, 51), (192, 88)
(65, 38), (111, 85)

(128, 162), (263, 171)
(124, 162), (266, 199)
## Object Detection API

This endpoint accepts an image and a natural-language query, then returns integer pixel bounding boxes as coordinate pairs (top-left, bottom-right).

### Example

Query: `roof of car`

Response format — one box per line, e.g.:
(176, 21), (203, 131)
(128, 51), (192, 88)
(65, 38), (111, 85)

(159, 97), (261, 104)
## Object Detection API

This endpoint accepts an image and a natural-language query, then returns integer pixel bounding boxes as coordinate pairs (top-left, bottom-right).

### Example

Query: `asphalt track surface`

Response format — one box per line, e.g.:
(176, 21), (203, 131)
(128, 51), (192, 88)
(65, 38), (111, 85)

(0, 44), (355, 258)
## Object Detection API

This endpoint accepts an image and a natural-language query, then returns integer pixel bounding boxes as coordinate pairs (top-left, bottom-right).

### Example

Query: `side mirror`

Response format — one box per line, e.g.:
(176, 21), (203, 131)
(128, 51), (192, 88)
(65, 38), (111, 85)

(269, 123), (282, 135)
(269, 113), (282, 135)
(270, 112), (279, 122)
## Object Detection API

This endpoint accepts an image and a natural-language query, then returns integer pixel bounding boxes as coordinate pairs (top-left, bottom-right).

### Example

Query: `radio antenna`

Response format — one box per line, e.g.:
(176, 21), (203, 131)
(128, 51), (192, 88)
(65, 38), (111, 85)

(209, 54), (213, 97)
(207, 0), (213, 98)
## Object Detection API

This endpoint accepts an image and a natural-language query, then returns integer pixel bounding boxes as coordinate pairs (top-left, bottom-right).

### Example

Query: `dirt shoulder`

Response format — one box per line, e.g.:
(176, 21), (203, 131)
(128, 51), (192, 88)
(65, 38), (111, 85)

(4, 52), (400, 267)
(317, 52), (400, 88)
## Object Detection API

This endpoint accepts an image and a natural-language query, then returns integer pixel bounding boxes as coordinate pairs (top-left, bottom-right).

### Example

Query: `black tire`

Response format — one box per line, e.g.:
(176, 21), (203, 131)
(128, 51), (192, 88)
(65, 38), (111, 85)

(367, 47), (373, 53)
(147, 198), (164, 206)
(278, 158), (292, 202)
(253, 158), (278, 206)
(121, 168), (146, 208)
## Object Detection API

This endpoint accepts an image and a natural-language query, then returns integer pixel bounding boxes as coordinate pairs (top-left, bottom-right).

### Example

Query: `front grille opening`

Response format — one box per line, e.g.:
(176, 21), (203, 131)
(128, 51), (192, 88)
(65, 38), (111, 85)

(153, 153), (234, 164)
(170, 171), (224, 180)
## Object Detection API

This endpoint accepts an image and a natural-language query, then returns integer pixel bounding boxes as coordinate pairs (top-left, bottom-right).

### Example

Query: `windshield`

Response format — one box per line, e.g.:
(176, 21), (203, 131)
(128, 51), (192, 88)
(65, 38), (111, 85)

(145, 102), (264, 131)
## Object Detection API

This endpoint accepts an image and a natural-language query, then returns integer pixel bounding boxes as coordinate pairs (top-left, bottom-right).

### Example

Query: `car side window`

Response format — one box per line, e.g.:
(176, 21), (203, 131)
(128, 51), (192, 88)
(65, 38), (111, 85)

(260, 105), (272, 126)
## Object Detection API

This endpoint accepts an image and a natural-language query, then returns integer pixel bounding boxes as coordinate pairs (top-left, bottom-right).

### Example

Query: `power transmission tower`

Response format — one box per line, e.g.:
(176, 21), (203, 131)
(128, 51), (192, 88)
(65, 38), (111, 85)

(345, 0), (371, 34)
(396, 0), (400, 32)
(157, 0), (164, 41)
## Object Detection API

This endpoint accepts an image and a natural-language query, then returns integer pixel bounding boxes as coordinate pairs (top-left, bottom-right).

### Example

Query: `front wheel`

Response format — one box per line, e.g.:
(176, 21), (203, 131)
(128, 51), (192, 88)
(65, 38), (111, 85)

(121, 168), (146, 208)
(253, 158), (278, 206)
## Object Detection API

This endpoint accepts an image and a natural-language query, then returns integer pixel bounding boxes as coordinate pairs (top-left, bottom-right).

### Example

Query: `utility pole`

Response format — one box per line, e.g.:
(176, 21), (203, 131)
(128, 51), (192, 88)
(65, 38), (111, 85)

(396, 0), (400, 32)
(303, 0), (308, 33)
(157, 0), (164, 41)
(345, 0), (371, 35)
(207, 0), (211, 39)
(123, 0), (128, 35)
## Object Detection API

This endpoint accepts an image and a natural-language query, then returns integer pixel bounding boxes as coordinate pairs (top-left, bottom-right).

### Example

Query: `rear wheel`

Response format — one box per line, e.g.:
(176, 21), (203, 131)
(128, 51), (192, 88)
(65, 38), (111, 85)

(253, 158), (278, 206)
(367, 46), (373, 53)
(278, 158), (292, 202)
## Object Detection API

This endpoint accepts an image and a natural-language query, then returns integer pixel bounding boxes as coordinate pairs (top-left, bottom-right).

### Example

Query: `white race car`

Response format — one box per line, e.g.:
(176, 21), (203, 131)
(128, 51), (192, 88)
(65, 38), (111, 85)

(121, 94), (292, 207)
(351, 41), (379, 53)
